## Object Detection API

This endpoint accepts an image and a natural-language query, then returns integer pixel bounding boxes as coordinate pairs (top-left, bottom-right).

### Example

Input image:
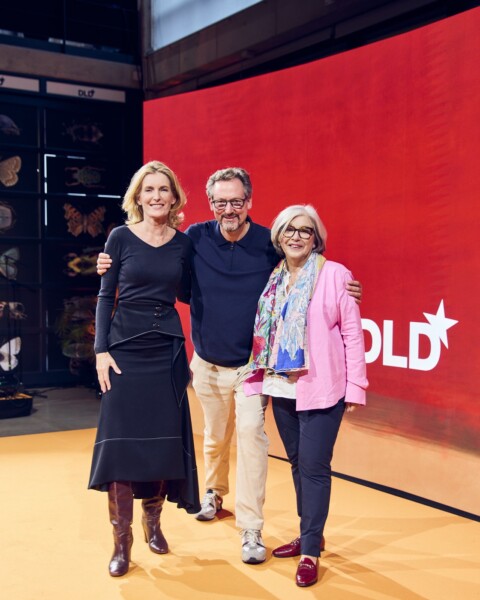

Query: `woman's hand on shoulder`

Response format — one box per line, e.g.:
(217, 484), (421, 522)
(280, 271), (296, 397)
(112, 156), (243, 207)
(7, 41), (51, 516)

(96, 352), (121, 393)
(97, 252), (112, 276)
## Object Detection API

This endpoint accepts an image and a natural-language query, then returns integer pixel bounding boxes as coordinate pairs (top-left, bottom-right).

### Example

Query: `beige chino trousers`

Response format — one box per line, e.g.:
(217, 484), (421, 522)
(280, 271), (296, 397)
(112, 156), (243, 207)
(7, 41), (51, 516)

(190, 352), (269, 531)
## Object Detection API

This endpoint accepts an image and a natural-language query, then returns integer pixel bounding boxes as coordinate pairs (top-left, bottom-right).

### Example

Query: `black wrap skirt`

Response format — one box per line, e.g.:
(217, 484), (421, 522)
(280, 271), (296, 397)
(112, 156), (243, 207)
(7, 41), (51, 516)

(88, 330), (200, 513)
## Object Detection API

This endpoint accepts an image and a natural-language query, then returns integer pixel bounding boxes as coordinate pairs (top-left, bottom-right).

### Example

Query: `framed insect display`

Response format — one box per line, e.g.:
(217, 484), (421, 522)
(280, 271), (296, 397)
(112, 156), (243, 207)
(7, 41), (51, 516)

(0, 103), (39, 148)
(42, 241), (102, 286)
(0, 242), (40, 284)
(46, 290), (96, 331)
(44, 197), (121, 241)
(0, 150), (40, 193)
(0, 301), (28, 321)
(0, 198), (17, 235)
(0, 335), (22, 372)
(0, 79), (141, 385)
(0, 196), (41, 238)
(44, 154), (122, 195)
(46, 292), (96, 375)
(44, 107), (123, 153)
(12, 332), (41, 373)
(0, 283), (39, 326)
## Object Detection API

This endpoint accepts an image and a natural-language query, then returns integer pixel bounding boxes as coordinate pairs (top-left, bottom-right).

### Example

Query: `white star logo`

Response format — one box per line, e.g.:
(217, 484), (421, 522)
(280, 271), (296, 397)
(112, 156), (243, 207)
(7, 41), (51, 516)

(423, 300), (458, 349)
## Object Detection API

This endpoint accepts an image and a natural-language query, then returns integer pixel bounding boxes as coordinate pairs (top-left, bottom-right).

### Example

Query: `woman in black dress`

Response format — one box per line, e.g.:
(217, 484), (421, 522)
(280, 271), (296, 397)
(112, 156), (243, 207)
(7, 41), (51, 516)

(88, 160), (200, 577)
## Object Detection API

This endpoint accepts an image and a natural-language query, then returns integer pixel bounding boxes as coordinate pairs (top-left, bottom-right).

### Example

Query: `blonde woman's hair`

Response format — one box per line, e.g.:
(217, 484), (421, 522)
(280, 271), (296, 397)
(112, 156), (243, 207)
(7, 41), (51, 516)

(271, 204), (327, 257)
(122, 161), (186, 228)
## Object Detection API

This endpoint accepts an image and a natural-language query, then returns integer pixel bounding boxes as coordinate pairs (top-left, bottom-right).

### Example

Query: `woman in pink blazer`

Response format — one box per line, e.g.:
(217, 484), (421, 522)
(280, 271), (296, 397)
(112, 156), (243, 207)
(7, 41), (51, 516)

(245, 204), (368, 588)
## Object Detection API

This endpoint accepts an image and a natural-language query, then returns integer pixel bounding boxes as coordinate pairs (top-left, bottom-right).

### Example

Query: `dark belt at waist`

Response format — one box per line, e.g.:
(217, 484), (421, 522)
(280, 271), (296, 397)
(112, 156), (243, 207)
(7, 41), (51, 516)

(118, 300), (174, 308)
(116, 300), (176, 323)
(118, 299), (174, 312)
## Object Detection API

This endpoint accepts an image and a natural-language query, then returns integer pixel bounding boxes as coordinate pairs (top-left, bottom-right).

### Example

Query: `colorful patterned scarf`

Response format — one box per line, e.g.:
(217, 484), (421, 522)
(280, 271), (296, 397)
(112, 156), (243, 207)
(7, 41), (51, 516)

(249, 253), (326, 374)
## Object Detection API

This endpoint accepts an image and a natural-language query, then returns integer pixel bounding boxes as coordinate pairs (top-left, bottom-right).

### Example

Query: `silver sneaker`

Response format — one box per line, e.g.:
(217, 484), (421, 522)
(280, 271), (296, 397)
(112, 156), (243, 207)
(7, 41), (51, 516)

(195, 489), (223, 521)
(241, 529), (266, 564)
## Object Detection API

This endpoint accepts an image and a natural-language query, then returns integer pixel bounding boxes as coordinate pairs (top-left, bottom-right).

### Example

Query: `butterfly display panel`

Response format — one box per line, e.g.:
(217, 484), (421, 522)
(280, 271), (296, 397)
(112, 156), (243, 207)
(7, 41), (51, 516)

(0, 242), (40, 284)
(43, 240), (103, 286)
(0, 332), (41, 374)
(44, 197), (122, 241)
(0, 196), (41, 238)
(46, 292), (96, 375)
(44, 155), (122, 195)
(46, 332), (95, 383)
(0, 150), (39, 194)
(45, 107), (123, 153)
(0, 330), (41, 375)
(0, 284), (39, 328)
(0, 103), (39, 148)
(0, 334), (22, 374)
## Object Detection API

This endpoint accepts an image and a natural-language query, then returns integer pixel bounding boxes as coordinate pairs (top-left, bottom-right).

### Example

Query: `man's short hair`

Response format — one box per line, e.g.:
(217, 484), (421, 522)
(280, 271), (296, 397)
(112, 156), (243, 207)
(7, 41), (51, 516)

(206, 167), (252, 200)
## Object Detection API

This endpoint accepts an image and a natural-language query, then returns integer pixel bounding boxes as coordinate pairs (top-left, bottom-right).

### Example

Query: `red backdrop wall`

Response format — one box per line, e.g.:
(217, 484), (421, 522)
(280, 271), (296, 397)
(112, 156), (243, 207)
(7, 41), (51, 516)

(144, 8), (480, 514)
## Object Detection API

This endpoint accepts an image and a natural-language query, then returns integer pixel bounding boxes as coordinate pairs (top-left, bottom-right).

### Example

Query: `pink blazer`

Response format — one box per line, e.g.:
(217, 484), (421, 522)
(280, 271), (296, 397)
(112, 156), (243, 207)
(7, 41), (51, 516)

(244, 260), (368, 411)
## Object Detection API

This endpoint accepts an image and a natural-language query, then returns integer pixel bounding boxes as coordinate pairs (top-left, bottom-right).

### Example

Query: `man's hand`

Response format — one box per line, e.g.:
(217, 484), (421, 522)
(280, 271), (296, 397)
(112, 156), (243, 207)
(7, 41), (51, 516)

(97, 252), (112, 276)
(347, 279), (362, 305)
(96, 352), (121, 393)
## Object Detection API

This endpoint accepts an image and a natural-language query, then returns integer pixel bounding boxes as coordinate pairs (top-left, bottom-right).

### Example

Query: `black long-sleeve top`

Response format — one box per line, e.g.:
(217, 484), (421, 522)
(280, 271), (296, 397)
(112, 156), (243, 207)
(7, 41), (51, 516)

(94, 225), (192, 353)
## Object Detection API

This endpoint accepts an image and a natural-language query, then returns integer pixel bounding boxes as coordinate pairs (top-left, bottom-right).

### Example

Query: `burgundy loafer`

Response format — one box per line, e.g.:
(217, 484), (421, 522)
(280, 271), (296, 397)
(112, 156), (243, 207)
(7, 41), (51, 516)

(295, 557), (318, 587)
(272, 535), (325, 558)
(273, 537), (301, 558)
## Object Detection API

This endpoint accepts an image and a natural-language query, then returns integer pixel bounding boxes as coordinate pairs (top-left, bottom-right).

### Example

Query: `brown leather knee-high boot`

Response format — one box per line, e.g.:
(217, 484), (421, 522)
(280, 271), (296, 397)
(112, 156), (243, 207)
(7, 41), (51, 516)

(141, 481), (168, 554)
(108, 481), (134, 577)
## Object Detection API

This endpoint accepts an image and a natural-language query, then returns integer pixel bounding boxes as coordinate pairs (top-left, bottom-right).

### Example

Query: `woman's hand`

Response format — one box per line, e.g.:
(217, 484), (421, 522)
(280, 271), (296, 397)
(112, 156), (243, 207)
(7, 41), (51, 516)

(345, 403), (356, 413)
(346, 279), (362, 304)
(97, 252), (112, 276)
(96, 352), (121, 393)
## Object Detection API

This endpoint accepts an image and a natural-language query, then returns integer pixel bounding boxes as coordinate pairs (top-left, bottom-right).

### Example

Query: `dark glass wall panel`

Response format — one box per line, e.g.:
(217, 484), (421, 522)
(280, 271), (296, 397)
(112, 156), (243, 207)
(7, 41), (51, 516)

(43, 240), (102, 288)
(0, 284), (40, 328)
(44, 197), (122, 241)
(45, 155), (121, 195)
(0, 150), (39, 193)
(0, 241), (40, 284)
(0, 103), (39, 148)
(0, 196), (41, 238)
(45, 108), (123, 153)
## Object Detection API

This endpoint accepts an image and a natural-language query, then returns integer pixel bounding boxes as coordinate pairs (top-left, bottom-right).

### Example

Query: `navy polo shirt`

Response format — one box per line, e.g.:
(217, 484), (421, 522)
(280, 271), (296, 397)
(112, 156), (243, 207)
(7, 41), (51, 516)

(185, 218), (279, 367)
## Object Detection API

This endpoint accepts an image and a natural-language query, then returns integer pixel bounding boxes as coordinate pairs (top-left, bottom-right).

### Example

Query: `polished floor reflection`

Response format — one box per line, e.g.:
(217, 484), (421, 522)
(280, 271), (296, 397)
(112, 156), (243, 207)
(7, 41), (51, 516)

(0, 385), (100, 437)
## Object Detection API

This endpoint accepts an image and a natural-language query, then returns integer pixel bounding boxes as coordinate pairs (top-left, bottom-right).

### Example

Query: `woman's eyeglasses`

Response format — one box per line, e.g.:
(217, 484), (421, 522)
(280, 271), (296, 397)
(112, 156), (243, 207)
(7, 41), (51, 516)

(283, 226), (314, 240)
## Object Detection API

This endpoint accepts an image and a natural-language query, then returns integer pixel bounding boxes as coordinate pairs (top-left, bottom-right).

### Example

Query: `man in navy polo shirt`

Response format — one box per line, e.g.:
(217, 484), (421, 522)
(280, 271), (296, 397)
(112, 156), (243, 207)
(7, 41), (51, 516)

(96, 167), (361, 564)
(187, 168), (278, 565)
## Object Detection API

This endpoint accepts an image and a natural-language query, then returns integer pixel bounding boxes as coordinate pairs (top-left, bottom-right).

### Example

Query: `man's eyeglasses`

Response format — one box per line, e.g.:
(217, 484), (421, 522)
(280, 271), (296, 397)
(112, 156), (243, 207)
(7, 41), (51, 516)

(210, 197), (247, 210)
(283, 226), (315, 240)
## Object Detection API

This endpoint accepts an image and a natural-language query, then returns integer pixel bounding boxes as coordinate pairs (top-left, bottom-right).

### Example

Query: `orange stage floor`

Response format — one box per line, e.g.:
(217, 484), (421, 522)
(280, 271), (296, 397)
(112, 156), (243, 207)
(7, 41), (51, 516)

(1, 428), (479, 600)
